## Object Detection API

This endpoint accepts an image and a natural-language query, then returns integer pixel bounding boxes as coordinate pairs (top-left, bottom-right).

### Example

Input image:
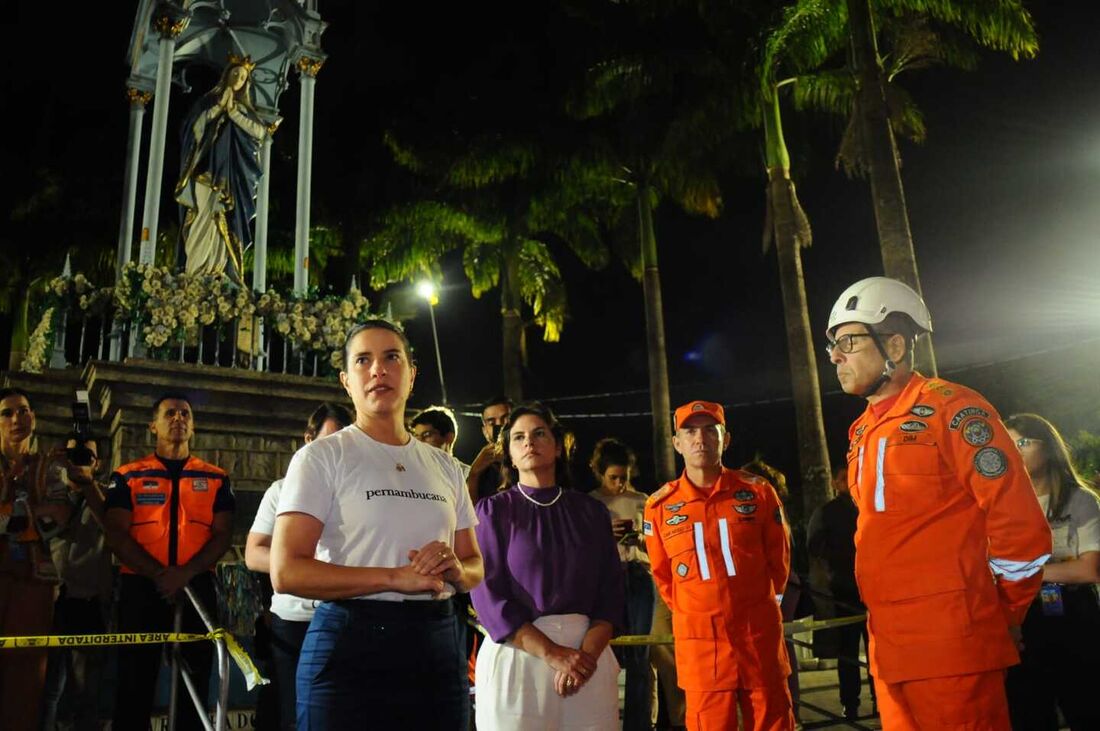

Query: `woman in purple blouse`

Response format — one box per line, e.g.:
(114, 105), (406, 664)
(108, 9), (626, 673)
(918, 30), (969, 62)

(471, 403), (625, 729)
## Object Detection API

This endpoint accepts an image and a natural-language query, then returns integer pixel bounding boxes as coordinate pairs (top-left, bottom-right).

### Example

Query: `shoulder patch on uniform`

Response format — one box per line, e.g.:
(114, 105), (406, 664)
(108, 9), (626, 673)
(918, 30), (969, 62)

(676, 562), (690, 578)
(666, 515), (688, 526)
(734, 504), (757, 515)
(974, 447), (1008, 478)
(664, 501), (686, 513)
(899, 420), (928, 433)
(141, 480), (159, 490)
(950, 406), (990, 430)
(642, 520), (653, 536)
(646, 484), (673, 506)
(733, 490), (755, 501)
(910, 404), (935, 418)
(962, 418), (994, 447)
(192, 478), (208, 492)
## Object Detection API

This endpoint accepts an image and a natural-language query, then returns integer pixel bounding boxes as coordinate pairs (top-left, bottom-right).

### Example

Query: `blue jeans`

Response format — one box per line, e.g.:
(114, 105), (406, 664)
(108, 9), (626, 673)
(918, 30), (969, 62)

(614, 562), (655, 731)
(296, 599), (468, 731)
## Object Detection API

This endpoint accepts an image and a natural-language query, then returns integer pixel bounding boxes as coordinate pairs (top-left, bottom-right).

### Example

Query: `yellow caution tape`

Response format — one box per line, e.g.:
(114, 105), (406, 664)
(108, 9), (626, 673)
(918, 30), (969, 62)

(0, 630), (269, 690)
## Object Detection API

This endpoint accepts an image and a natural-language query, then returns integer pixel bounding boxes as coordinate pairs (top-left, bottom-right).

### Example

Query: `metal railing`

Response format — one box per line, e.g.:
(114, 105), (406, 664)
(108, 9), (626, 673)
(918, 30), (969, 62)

(166, 585), (231, 731)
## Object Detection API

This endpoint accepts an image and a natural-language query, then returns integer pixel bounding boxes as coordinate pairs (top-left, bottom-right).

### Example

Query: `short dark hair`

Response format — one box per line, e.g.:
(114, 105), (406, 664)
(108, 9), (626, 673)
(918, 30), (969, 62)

(342, 319), (414, 369)
(873, 312), (921, 366)
(589, 438), (636, 480)
(411, 407), (458, 438)
(480, 396), (513, 420)
(152, 392), (191, 417)
(305, 402), (354, 440)
(498, 402), (574, 490)
(0, 387), (33, 411)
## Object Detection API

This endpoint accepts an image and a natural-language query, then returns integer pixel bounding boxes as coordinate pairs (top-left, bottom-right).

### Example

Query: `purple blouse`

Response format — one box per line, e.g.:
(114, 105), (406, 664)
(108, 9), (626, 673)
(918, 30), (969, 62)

(471, 485), (625, 642)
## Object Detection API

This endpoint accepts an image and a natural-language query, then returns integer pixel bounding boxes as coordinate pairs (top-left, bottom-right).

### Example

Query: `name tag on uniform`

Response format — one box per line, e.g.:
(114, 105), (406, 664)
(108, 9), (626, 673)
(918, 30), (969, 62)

(142, 480), (159, 490)
(193, 478), (209, 492)
(1040, 584), (1064, 617)
(136, 493), (167, 506)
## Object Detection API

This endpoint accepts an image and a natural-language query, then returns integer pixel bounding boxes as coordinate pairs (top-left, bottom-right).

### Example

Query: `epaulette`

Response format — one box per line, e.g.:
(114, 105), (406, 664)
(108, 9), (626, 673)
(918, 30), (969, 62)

(646, 482), (674, 507)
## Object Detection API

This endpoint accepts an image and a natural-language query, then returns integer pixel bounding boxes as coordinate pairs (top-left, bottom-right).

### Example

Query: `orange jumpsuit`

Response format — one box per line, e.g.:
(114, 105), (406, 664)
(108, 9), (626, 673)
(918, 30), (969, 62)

(846, 374), (1052, 729)
(645, 467), (794, 731)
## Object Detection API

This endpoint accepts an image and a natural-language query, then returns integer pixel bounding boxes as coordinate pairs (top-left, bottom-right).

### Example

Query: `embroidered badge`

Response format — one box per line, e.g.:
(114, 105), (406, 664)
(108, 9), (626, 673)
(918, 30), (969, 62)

(910, 404), (935, 418)
(974, 447), (1008, 478)
(642, 520), (653, 536)
(136, 493), (167, 506)
(899, 420), (928, 433)
(192, 478), (209, 492)
(666, 515), (688, 526)
(962, 418), (994, 447)
(734, 504), (757, 515)
(141, 480), (159, 490)
(665, 501), (686, 513)
(676, 563), (689, 578)
(950, 406), (990, 431)
(733, 490), (755, 501)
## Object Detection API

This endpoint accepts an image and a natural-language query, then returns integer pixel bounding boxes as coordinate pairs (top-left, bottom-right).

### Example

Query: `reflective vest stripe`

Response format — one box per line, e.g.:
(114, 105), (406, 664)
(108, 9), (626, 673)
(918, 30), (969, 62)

(693, 521), (712, 581)
(717, 518), (737, 577)
(874, 437), (887, 512)
(989, 554), (1051, 581)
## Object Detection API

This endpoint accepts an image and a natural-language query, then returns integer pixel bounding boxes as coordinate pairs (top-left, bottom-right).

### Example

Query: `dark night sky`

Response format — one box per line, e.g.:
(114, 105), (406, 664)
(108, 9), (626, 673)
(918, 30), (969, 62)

(5, 0), (1100, 492)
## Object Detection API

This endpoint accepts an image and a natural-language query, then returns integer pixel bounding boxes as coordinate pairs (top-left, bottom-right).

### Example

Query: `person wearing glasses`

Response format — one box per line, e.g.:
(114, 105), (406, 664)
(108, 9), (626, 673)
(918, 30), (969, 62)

(825, 277), (1052, 730)
(1003, 413), (1100, 730)
(411, 407), (468, 477)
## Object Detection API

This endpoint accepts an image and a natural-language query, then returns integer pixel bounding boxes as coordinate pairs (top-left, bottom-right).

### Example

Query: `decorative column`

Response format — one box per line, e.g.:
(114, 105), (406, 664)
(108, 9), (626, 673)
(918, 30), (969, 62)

(111, 87), (151, 361)
(251, 118), (280, 371)
(137, 9), (189, 265)
(293, 56), (324, 294)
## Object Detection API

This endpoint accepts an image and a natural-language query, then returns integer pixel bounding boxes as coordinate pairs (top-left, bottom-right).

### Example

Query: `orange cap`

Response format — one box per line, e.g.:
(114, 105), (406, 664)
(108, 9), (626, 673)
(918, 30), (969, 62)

(674, 400), (725, 430)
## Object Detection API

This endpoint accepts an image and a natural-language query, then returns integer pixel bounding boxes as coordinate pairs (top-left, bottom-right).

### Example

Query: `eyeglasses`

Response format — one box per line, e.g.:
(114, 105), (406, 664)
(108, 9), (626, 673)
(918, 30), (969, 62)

(413, 428), (440, 441)
(825, 333), (892, 355)
(1014, 437), (1043, 449)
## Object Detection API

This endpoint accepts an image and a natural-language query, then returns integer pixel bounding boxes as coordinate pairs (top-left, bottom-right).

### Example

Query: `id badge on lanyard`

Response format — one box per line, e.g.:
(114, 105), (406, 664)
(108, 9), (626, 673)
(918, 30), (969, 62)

(1040, 584), (1065, 617)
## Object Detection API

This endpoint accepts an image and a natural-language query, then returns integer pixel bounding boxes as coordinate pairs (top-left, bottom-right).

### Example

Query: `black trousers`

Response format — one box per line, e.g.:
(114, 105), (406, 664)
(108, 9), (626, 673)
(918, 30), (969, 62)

(1006, 585), (1100, 731)
(269, 615), (310, 730)
(112, 572), (218, 731)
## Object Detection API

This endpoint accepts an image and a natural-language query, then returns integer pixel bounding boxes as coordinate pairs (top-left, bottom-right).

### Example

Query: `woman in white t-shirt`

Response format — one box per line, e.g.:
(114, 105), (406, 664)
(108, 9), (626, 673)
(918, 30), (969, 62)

(271, 320), (483, 731)
(1004, 413), (1100, 731)
(245, 401), (353, 731)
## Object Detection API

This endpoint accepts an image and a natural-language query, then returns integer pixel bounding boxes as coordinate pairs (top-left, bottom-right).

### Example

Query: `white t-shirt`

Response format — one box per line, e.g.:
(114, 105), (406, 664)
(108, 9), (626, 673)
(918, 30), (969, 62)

(278, 425), (477, 602)
(1038, 487), (1100, 562)
(590, 487), (650, 566)
(250, 479), (318, 622)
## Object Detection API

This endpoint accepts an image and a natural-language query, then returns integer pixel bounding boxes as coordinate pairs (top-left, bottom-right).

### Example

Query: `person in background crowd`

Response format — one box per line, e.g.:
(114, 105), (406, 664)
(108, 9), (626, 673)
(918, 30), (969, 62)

(741, 457), (803, 729)
(806, 466), (874, 721)
(272, 320), (483, 730)
(825, 276), (1051, 729)
(645, 401), (794, 731)
(411, 406), (468, 476)
(105, 392), (236, 731)
(466, 396), (511, 503)
(472, 403), (624, 730)
(0, 387), (89, 731)
(1004, 413), (1100, 731)
(246, 402), (354, 731)
(589, 437), (655, 731)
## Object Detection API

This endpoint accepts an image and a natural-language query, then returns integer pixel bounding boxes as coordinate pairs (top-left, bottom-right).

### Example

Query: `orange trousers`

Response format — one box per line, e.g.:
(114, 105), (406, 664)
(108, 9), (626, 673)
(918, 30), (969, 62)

(685, 683), (794, 731)
(874, 670), (1010, 730)
(0, 571), (55, 731)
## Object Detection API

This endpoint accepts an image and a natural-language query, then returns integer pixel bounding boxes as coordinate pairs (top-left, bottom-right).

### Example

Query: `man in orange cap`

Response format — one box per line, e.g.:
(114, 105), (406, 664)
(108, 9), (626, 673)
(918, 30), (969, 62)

(644, 400), (794, 731)
(826, 277), (1052, 729)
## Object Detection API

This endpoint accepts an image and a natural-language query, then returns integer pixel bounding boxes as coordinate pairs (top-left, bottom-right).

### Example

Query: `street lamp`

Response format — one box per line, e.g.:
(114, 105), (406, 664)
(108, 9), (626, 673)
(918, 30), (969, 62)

(416, 280), (447, 404)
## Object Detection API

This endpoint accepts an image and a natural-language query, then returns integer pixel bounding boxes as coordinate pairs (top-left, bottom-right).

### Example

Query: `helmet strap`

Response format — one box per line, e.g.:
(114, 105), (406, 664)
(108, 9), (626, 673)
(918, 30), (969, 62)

(861, 329), (897, 399)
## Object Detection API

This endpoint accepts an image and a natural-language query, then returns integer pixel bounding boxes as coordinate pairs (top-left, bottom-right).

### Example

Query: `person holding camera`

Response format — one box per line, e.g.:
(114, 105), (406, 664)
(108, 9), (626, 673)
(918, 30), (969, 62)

(104, 392), (235, 731)
(466, 396), (511, 504)
(0, 387), (92, 731)
(590, 437), (656, 731)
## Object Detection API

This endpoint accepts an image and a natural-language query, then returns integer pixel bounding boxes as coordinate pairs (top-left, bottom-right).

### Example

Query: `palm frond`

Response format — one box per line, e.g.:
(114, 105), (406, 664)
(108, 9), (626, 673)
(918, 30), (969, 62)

(788, 69), (855, 116)
(880, 0), (1038, 59)
(763, 0), (847, 81)
(515, 239), (567, 342)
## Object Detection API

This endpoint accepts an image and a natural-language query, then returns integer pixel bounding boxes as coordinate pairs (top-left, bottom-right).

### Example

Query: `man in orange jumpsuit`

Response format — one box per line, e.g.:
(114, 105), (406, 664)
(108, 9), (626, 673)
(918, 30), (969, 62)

(826, 277), (1052, 729)
(645, 400), (794, 731)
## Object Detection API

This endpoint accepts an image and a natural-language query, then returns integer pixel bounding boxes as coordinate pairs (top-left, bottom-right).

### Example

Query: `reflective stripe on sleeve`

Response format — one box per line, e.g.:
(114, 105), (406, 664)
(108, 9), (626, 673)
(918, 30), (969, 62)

(717, 518), (737, 577)
(857, 446), (865, 489)
(874, 437), (887, 512)
(693, 521), (712, 581)
(989, 554), (1051, 582)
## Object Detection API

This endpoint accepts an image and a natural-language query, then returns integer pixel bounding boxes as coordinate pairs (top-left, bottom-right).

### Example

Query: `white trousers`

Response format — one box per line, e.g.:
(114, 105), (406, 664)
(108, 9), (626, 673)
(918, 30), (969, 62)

(475, 614), (621, 730)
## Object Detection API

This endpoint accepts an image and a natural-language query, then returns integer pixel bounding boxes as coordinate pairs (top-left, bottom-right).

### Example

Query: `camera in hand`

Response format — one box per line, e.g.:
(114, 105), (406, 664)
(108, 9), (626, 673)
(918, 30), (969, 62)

(67, 390), (95, 467)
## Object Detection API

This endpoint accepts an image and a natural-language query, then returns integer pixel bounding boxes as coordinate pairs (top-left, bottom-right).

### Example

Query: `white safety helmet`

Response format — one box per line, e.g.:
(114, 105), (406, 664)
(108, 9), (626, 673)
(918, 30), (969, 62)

(826, 277), (932, 338)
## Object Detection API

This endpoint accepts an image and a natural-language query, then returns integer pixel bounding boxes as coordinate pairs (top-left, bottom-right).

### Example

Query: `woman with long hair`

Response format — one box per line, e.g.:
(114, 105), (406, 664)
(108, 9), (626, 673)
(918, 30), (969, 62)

(471, 403), (624, 730)
(1004, 413), (1100, 731)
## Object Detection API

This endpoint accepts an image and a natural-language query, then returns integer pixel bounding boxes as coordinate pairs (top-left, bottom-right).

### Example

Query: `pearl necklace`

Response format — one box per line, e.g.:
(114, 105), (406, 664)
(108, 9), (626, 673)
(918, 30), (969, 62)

(516, 484), (563, 507)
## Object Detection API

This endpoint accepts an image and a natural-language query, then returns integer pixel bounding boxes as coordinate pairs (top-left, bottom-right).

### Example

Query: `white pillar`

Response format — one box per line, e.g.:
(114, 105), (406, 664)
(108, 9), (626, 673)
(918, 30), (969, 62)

(117, 89), (150, 280)
(252, 133), (275, 293)
(138, 14), (187, 265)
(293, 56), (323, 294)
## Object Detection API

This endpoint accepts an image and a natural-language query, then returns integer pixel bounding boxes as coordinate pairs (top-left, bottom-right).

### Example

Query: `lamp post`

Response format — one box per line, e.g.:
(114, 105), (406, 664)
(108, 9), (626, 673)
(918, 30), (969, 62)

(416, 281), (448, 404)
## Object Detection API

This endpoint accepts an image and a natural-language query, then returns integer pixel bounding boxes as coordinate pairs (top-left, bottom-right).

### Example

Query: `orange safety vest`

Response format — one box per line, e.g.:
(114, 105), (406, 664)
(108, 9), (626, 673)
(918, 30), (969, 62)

(114, 454), (227, 574)
(846, 373), (1052, 683)
(644, 467), (791, 690)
